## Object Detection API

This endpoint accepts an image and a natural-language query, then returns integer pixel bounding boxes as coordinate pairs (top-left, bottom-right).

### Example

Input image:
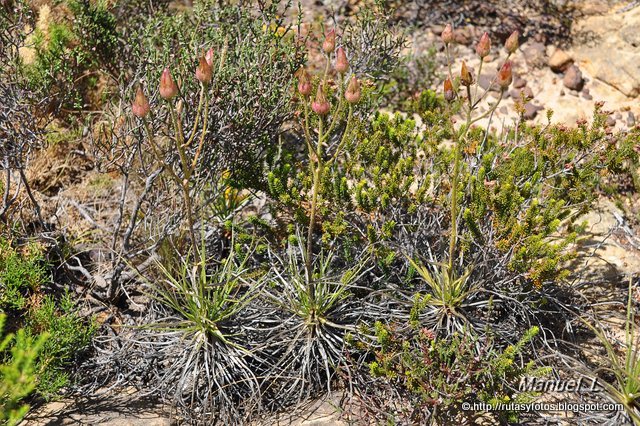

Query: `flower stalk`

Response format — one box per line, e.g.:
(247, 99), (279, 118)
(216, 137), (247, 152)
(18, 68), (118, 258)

(298, 35), (359, 298)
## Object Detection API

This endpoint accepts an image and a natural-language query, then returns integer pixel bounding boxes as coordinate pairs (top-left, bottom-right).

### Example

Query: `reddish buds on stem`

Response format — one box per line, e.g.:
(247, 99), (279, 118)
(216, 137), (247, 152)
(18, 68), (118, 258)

(441, 24), (454, 44)
(460, 61), (473, 86)
(132, 86), (150, 118)
(497, 61), (513, 90)
(476, 32), (491, 58)
(335, 46), (349, 74)
(159, 68), (178, 100)
(322, 28), (336, 54)
(297, 69), (312, 97)
(505, 30), (519, 54)
(312, 84), (330, 115)
(195, 54), (213, 85)
(205, 48), (215, 66)
(443, 78), (455, 102)
(345, 75), (361, 104)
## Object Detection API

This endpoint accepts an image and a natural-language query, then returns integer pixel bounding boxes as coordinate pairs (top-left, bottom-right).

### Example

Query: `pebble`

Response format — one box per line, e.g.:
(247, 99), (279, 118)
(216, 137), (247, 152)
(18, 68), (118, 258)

(510, 86), (534, 100)
(548, 48), (573, 72)
(513, 77), (527, 89)
(606, 116), (616, 127)
(431, 24), (445, 35)
(582, 93), (593, 100)
(523, 41), (547, 68)
(628, 112), (636, 127)
(563, 65), (584, 91)
(523, 103), (544, 120)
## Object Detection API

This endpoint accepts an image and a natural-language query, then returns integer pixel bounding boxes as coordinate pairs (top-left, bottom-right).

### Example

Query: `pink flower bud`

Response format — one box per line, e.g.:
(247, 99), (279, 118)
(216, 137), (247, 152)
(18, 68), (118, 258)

(159, 68), (178, 100)
(335, 46), (349, 74)
(322, 28), (336, 54)
(441, 24), (454, 44)
(195, 54), (213, 85)
(460, 61), (473, 86)
(297, 69), (312, 97)
(345, 75), (361, 104)
(505, 30), (519, 54)
(443, 78), (455, 102)
(476, 32), (491, 58)
(312, 84), (330, 115)
(132, 86), (150, 118)
(205, 48), (215, 66)
(496, 61), (513, 90)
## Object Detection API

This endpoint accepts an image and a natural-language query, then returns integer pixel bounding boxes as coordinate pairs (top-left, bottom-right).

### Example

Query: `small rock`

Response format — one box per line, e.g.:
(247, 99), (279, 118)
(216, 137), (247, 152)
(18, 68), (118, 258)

(560, 89), (566, 96)
(583, 88), (590, 95)
(431, 24), (445, 35)
(628, 112), (636, 127)
(454, 26), (476, 45)
(478, 74), (493, 90)
(510, 86), (534, 100)
(548, 48), (573, 72)
(569, 89), (579, 97)
(478, 74), (499, 92)
(513, 76), (527, 89)
(499, 106), (508, 114)
(582, 93), (593, 100)
(563, 65), (584, 91)
(615, 112), (622, 119)
(523, 41), (547, 68)
(523, 103), (543, 120)
(606, 116), (616, 127)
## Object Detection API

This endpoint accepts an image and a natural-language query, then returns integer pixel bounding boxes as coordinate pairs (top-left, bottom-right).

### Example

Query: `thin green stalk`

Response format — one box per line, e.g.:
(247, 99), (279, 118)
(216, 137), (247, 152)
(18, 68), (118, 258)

(170, 102), (198, 258)
(184, 83), (205, 149)
(306, 116), (324, 299)
(472, 53), (512, 109)
(328, 105), (353, 166)
(448, 130), (462, 275)
(445, 44), (453, 85)
(473, 58), (484, 105)
(302, 100), (317, 159)
(191, 89), (209, 171)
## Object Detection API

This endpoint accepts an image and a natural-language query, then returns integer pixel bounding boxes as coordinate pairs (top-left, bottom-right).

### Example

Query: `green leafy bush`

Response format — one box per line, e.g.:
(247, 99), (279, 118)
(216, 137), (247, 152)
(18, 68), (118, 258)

(0, 237), (96, 401)
(356, 323), (547, 424)
(26, 292), (97, 400)
(22, 0), (118, 111)
(0, 314), (48, 426)
(0, 240), (47, 310)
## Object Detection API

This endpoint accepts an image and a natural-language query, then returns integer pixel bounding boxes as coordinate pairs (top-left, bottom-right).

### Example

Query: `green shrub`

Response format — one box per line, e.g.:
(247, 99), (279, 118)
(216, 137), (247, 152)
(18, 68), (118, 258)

(0, 240), (47, 310)
(0, 237), (96, 401)
(22, 0), (119, 111)
(0, 314), (48, 426)
(26, 291), (97, 400)
(359, 323), (547, 424)
(126, 0), (305, 187)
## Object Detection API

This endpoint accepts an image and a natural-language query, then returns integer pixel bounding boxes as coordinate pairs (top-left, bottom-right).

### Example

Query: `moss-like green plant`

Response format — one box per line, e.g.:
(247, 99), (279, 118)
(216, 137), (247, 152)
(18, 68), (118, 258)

(0, 236), (96, 401)
(0, 239), (47, 310)
(26, 291), (97, 400)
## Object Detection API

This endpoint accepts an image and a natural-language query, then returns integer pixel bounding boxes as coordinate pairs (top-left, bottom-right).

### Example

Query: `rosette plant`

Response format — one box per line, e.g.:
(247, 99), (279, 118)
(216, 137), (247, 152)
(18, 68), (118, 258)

(409, 26), (518, 334)
(260, 27), (372, 406)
